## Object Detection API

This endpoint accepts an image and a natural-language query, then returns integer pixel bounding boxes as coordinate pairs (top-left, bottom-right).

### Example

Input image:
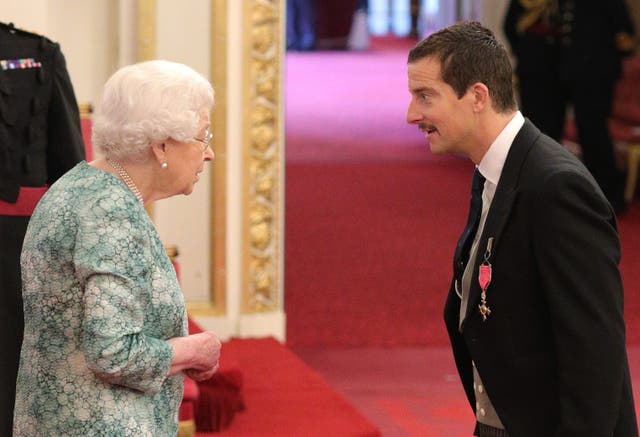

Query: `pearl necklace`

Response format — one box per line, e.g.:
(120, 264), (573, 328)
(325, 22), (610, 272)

(107, 158), (144, 205)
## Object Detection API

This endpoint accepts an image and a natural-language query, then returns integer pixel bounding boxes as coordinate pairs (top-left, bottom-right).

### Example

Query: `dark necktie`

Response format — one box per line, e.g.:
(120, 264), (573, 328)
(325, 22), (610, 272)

(453, 168), (485, 290)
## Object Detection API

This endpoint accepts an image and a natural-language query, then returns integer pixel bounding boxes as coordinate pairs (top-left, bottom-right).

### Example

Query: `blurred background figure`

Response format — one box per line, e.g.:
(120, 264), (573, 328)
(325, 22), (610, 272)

(367, 0), (482, 40)
(292, 0), (486, 52)
(348, 0), (371, 50)
(504, 0), (637, 213)
(314, 0), (358, 49)
(287, 0), (316, 50)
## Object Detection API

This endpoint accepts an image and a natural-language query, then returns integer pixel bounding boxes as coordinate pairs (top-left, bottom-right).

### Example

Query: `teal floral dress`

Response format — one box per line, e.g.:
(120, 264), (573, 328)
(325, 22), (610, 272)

(13, 161), (187, 436)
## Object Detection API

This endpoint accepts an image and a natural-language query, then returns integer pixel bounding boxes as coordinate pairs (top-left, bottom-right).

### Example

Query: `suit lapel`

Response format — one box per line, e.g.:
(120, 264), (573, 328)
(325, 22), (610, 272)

(462, 120), (541, 325)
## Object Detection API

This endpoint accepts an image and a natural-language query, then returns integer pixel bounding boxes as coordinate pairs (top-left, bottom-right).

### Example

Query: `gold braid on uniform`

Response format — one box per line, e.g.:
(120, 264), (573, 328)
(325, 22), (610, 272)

(516, 0), (558, 34)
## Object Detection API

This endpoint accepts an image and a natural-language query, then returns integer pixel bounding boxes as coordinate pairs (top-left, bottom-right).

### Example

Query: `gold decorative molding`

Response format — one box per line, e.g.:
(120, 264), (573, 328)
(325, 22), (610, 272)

(242, 0), (283, 313)
(137, 0), (228, 317)
(210, 0), (228, 314)
(78, 103), (93, 118)
(136, 0), (156, 61)
(137, 0), (156, 220)
(177, 418), (195, 437)
(181, 0), (228, 317)
(186, 0), (229, 316)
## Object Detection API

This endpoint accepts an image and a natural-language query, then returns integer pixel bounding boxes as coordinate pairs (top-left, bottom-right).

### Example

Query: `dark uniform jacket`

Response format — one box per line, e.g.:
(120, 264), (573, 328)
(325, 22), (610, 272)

(0, 21), (85, 203)
(0, 21), (85, 435)
(504, 0), (635, 81)
(444, 120), (638, 436)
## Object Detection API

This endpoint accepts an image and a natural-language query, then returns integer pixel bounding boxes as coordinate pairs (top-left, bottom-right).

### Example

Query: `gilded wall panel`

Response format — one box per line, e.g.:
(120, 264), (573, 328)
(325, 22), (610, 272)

(242, 0), (283, 313)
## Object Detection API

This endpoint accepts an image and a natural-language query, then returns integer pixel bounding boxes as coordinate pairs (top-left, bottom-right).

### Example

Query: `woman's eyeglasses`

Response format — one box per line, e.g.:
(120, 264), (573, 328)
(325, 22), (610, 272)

(194, 128), (214, 151)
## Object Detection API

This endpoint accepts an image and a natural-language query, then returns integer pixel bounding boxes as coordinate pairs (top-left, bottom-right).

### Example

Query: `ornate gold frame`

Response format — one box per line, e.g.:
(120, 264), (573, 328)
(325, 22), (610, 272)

(189, 0), (228, 316)
(241, 0), (283, 313)
(138, 0), (284, 318)
(209, 0), (228, 314)
(136, 0), (156, 61)
(185, 0), (228, 316)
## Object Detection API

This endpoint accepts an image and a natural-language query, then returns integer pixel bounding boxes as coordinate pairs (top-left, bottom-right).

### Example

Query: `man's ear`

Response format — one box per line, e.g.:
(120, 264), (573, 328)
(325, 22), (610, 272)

(469, 82), (490, 112)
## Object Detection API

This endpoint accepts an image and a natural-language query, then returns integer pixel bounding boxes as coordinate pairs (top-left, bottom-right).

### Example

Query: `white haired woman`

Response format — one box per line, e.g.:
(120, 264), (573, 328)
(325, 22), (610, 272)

(13, 60), (221, 436)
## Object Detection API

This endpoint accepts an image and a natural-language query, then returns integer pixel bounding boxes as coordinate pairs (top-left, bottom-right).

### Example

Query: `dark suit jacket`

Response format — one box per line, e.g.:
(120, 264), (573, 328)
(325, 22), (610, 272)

(444, 120), (638, 436)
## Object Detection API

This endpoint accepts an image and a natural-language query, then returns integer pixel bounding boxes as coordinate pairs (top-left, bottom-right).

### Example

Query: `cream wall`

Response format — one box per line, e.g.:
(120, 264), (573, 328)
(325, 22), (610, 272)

(153, 0), (213, 303)
(3, 0), (48, 34)
(48, 0), (119, 105)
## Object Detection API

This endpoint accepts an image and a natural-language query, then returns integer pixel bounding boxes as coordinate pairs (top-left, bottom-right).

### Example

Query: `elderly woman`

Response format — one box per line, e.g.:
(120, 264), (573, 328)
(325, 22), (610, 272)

(13, 60), (221, 436)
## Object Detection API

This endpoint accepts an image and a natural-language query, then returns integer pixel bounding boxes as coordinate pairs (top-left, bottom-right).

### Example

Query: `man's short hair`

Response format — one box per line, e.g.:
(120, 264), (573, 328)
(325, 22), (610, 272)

(408, 21), (517, 113)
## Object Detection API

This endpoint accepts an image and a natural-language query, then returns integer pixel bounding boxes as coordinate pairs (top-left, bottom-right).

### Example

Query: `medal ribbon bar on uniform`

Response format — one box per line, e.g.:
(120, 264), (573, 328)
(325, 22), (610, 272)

(0, 58), (42, 70)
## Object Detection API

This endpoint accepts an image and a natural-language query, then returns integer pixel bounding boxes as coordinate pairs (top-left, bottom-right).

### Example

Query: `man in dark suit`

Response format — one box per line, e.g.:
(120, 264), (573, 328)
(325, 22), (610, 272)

(0, 22), (85, 434)
(503, 0), (636, 213)
(406, 21), (637, 436)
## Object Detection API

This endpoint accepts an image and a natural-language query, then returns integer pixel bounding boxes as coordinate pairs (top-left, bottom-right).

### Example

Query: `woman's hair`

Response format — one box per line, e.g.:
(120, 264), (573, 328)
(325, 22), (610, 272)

(408, 21), (516, 114)
(92, 60), (214, 160)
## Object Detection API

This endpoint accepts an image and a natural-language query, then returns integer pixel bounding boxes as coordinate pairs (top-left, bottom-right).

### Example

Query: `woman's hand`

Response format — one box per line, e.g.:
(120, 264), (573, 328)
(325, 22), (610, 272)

(168, 331), (221, 376)
(185, 365), (219, 381)
(186, 331), (221, 371)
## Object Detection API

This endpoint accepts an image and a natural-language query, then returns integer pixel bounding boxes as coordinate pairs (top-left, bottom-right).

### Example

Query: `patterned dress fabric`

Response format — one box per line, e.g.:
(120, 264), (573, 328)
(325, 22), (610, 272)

(13, 161), (187, 436)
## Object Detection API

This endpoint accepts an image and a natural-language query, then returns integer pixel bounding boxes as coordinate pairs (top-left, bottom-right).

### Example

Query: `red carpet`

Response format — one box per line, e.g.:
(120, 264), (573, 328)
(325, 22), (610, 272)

(286, 159), (471, 347)
(285, 37), (640, 347)
(198, 338), (380, 436)
(619, 207), (640, 345)
(295, 345), (640, 436)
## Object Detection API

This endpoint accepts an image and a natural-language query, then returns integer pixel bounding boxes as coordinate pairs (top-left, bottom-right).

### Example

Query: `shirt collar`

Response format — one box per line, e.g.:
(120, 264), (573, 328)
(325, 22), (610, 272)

(477, 111), (525, 186)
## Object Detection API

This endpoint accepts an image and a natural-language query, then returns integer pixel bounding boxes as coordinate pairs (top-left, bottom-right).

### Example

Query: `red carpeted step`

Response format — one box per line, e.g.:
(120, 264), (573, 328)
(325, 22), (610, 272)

(200, 337), (380, 436)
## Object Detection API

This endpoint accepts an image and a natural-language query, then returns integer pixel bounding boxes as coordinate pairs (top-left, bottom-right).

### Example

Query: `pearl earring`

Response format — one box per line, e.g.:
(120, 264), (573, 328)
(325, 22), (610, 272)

(161, 162), (168, 169)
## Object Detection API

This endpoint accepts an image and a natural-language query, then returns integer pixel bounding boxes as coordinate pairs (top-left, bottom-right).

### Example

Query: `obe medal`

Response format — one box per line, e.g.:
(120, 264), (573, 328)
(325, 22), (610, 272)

(478, 263), (491, 321)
